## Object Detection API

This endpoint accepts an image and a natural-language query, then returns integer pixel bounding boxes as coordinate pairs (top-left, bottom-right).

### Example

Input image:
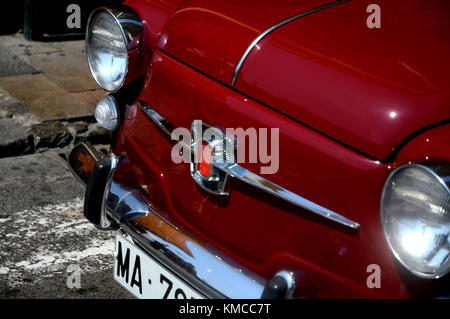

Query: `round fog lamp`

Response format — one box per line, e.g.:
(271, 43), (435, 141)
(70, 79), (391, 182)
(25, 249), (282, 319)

(94, 95), (119, 130)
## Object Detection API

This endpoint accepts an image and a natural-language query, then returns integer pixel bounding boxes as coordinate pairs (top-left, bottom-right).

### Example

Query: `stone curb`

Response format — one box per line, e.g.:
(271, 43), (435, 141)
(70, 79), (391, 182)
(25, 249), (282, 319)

(0, 116), (110, 159)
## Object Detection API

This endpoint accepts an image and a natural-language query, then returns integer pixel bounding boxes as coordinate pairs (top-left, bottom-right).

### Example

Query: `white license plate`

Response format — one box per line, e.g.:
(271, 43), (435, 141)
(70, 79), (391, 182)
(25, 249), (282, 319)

(114, 234), (205, 299)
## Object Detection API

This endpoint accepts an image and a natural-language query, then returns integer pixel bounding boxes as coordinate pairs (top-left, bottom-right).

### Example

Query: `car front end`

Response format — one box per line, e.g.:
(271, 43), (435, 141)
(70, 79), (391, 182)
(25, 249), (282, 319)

(67, 0), (450, 298)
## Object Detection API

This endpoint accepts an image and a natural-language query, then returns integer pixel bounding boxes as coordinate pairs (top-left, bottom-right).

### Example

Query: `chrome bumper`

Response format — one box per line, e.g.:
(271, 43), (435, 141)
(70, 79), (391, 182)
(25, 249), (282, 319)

(68, 142), (298, 299)
(103, 156), (265, 298)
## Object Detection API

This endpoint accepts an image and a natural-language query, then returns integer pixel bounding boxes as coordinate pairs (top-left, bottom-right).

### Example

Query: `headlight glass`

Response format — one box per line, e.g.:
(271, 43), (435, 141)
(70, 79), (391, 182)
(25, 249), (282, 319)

(381, 164), (450, 278)
(86, 10), (128, 92)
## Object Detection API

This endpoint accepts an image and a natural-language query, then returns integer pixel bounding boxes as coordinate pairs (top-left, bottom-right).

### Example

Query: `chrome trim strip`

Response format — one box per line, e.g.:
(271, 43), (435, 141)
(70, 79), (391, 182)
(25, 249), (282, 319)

(139, 103), (180, 142)
(138, 101), (360, 230)
(231, 0), (349, 86)
(215, 162), (359, 230)
(103, 173), (266, 298)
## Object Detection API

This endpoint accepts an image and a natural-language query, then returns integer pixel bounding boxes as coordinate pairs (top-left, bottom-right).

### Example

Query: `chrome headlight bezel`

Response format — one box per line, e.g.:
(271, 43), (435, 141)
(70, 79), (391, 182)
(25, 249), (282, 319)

(380, 162), (450, 279)
(85, 6), (143, 92)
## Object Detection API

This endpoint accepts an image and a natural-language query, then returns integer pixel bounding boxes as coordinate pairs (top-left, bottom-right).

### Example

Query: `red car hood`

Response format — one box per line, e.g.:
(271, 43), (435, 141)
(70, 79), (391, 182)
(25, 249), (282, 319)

(158, 0), (450, 160)
(157, 0), (332, 84)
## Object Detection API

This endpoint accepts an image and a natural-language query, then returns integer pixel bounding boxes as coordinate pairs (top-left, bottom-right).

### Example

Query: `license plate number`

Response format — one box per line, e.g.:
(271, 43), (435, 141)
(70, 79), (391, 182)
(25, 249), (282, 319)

(114, 234), (205, 299)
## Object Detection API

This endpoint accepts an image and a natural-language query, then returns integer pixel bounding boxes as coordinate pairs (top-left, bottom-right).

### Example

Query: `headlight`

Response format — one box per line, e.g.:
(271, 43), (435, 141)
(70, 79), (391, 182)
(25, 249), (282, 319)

(86, 7), (143, 92)
(381, 163), (450, 278)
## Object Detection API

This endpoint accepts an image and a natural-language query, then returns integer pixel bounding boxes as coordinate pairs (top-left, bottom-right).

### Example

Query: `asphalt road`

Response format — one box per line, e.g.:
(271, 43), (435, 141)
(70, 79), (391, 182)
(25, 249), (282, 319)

(0, 150), (132, 298)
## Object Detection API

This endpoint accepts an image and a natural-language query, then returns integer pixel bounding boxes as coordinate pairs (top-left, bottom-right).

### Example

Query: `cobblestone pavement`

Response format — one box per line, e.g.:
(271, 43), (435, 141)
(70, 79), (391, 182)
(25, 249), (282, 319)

(0, 151), (132, 298)
(0, 33), (109, 159)
(0, 34), (132, 298)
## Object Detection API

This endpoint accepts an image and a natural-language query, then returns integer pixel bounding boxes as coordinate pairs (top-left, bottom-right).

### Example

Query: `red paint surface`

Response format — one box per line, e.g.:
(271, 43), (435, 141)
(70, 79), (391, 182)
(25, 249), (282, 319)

(235, 0), (450, 160)
(110, 0), (450, 297)
(114, 50), (409, 298)
(157, 0), (331, 84)
(125, 0), (186, 50)
(395, 124), (450, 165)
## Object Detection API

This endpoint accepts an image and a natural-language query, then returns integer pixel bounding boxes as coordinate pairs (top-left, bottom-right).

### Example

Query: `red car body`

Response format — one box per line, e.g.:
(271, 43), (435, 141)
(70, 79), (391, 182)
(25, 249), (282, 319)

(74, 0), (450, 298)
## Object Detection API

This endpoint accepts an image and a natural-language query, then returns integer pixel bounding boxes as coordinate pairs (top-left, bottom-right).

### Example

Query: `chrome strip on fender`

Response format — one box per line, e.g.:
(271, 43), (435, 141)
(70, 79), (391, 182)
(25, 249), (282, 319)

(214, 162), (359, 230)
(231, 0), (349, 86)
(138, 101), (360, 230)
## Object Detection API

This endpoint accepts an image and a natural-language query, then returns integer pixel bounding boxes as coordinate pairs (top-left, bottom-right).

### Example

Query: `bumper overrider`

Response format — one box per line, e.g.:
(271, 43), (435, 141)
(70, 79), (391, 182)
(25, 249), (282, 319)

(68, 140), (298, 299)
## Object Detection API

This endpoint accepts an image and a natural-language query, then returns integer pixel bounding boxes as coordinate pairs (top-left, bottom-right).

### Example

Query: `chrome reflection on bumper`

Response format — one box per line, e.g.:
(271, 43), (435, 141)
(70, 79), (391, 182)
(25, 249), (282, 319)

(102, 161), (266, 299)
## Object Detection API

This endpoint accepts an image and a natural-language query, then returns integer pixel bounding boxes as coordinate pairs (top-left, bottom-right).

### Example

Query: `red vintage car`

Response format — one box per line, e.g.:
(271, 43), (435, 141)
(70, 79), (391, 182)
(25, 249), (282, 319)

(68, 0), (450, 298)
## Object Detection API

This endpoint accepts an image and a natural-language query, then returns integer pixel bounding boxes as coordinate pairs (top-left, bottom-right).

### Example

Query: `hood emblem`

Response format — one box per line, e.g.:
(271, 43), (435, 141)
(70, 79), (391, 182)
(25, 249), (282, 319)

(139, 101), (360, 230)
(190, 120), (233, 195)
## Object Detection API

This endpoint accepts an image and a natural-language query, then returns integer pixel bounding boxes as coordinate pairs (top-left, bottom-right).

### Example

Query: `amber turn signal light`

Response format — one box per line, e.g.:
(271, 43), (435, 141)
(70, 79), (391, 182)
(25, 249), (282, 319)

(67, 140), (103, 186)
